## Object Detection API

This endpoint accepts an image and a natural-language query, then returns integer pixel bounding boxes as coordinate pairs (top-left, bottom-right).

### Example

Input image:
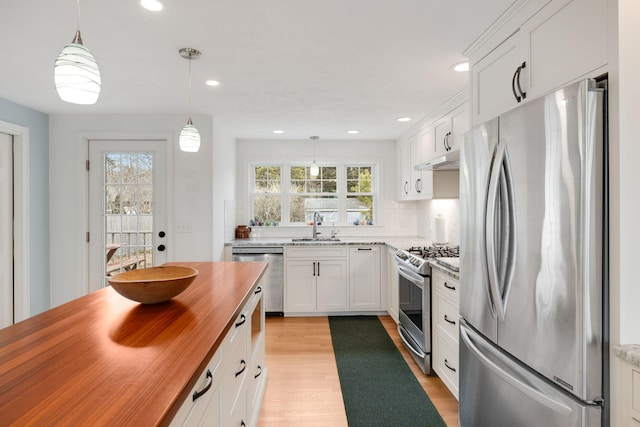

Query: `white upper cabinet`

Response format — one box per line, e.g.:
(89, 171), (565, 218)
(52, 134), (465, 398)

(434, 103), (470, 158)
(470, 0), (608, 126)
(471, 31), (525, 126)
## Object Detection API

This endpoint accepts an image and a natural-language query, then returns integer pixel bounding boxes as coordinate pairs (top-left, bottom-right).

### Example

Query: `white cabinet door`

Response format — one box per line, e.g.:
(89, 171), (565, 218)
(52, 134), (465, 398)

(349, 247), (381, 310)
(387, 248), (399, 322)
(409, 133), (424, 197)
(433, 117), (451, 158)
(285, 260), (316, 312)
(316, 259), (348, 311)
(398, 140), (411, 199)
(449, 103), (470, 153)
(471, 30), (525, 126)
(521, 0), (607, 100)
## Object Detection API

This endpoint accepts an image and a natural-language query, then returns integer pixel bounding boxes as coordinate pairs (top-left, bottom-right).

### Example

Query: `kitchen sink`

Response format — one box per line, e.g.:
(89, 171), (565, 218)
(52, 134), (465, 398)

(291, 237), (341, 242)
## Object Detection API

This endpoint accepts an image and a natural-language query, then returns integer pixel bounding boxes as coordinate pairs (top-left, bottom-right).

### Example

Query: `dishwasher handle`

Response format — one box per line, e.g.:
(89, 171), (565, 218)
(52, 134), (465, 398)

(232, 246), (284, 255)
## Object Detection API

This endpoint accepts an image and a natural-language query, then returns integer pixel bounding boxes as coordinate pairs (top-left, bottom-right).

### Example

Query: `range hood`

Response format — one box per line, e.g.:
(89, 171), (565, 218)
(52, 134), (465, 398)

(414, 150), (460, 171)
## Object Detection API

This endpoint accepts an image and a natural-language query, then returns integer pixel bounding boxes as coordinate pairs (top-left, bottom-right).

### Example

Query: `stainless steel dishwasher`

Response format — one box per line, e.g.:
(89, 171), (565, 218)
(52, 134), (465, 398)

(231, 246), (283, 315)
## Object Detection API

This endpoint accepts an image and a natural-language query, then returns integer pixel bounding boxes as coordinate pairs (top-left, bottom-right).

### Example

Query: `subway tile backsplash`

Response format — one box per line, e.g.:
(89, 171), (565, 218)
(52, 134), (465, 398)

(224, 198), (459, 243)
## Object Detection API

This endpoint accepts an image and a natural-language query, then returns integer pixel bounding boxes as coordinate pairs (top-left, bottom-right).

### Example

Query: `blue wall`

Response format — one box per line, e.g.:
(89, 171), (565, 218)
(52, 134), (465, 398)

(0, 97), (49, 315)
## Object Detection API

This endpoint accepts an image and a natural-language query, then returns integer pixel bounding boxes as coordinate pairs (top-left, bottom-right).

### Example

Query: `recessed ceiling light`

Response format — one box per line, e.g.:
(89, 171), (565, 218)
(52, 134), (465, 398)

(397, 117), (412, 122)
(205, 80), (220, 87)
(140, 0), (163, 11)
(452, 62), (469, 72)
(273, 130), (284, 134)
(347, 130), (360, 134)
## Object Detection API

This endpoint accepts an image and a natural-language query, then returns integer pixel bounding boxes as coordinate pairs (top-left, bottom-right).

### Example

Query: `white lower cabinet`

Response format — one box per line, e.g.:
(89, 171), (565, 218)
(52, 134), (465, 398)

(349, 246), (381, 310)
(387, 247), (399, 322)
(284, 247), (348, 313)
(170, 287), (266, 427)
(432, 269), (460, 400)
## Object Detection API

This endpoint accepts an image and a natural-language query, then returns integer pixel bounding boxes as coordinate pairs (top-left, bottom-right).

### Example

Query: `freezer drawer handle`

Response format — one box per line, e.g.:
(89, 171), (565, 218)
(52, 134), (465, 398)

(444, 314), (456, 325)
(192, 369), (213, 402)
(444, 359), (456, 372)
(460, 324), (572, 416)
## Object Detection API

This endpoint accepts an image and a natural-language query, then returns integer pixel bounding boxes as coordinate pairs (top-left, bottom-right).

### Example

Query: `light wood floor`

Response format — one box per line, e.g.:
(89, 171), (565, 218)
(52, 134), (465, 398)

(258, 315), (460, 427)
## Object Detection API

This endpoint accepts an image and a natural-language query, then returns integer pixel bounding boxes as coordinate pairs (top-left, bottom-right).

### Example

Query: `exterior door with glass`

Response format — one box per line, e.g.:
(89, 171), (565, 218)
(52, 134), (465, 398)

(88, 140), (167, 291)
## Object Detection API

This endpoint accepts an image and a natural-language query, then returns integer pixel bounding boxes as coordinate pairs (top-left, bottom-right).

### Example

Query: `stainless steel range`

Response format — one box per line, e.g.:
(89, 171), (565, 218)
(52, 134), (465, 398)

(394, 245), (459, 374)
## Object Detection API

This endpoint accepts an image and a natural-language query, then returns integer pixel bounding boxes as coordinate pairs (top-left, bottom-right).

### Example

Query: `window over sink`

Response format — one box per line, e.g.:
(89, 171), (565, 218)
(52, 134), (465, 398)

(250, 164), (376, 226)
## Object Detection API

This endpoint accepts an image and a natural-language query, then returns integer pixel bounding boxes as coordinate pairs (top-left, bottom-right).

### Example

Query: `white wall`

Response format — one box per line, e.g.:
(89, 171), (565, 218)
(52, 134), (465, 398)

(616, 0), (640, 347)
(416, 199), (460, 245)
(233, 138), (421, 239)
(0, 97), (49, 316)
(212, 120), (236, 260)
(49, 114), (215, 307)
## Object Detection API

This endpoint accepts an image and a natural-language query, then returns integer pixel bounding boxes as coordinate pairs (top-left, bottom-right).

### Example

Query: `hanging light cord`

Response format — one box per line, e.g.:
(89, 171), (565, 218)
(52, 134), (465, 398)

(188, 56), (193, 119)
(76, 0), (81, 31)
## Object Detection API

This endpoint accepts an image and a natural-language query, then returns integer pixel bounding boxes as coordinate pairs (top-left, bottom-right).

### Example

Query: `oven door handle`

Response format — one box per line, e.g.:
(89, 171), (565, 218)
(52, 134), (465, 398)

(397, 265), (425, 287)
(398, 325), (426, 358)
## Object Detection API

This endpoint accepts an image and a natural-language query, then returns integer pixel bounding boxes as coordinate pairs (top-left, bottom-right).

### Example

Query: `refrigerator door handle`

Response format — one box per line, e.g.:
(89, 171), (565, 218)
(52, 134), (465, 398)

(460, 323), (573, 417)
(485, 139), (517, 321)
(499, 143), (517, 313)
(485, 140), (506, 320)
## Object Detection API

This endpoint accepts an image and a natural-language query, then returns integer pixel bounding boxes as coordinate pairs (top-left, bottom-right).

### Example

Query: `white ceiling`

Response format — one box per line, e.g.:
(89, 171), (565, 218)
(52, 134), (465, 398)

(0, 0), (513, 140)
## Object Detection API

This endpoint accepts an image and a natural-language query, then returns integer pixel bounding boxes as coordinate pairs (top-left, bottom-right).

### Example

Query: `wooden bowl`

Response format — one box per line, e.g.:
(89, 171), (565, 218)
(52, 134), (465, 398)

(108, 266), (199, 304)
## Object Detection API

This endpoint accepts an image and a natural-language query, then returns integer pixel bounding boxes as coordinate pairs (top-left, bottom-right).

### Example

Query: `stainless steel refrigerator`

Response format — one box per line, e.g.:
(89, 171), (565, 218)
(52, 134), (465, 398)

(459, 78), (608, 426)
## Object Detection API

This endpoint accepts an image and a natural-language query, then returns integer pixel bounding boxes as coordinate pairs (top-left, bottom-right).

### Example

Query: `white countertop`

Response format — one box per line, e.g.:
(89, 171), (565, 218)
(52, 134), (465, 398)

(227, 236), (433, 252)
(614, 344), (640, 368)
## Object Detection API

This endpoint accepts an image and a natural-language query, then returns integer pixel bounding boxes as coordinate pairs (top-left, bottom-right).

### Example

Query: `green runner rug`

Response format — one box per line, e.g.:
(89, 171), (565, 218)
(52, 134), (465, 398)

(328, 316), (447, 427)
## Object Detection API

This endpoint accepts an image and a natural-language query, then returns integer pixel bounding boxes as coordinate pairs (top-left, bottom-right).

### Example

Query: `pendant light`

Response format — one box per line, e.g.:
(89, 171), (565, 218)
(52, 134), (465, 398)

(179, 48), (201, 153)
(54, 0), (101, 105)
(310, 136), (320, 177)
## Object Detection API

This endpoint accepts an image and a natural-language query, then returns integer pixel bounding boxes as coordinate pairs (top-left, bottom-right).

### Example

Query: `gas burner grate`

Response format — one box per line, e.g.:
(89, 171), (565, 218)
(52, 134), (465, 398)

(407, 245), (459, 259)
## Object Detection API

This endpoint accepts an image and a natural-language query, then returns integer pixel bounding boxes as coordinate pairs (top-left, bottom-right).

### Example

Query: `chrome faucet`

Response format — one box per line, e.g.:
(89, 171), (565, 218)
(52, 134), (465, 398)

(313, 211), (321, 239)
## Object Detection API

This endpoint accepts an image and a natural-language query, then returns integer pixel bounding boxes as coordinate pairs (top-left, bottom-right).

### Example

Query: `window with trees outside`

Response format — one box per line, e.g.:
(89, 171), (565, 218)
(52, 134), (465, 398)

(251, 164), (376, 226)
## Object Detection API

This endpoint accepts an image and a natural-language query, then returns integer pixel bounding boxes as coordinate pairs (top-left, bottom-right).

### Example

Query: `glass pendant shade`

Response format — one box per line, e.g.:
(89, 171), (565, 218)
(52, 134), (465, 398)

(310, 163), (319, 177)
(179, 118), (201, 152)
(54, 31), (101, 105)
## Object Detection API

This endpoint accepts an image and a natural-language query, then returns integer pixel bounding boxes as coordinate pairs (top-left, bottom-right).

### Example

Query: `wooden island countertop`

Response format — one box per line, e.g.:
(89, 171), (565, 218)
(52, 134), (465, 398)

(0, 261), (267, 426)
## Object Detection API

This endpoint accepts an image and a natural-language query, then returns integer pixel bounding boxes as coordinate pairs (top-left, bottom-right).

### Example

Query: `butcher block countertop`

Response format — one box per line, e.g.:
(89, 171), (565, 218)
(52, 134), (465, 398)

(0, 261), (267, 426)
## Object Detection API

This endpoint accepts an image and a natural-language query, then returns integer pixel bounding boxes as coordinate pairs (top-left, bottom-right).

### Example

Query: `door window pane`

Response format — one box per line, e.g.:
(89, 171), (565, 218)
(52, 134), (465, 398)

(104, 152), (154, 280)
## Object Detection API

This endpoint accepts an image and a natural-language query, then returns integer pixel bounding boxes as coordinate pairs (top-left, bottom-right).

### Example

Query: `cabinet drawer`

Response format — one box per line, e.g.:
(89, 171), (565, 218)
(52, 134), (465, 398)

(435, 334), (459, 399)
(170, 348), (224, 426)
(285, 246), (347, 259)
(436, 293), (459, 343)
(432, 272), (459, 302)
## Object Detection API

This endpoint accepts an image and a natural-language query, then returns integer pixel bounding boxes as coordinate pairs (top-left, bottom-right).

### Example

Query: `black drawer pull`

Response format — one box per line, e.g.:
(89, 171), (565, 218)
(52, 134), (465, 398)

(255, 365), (263, 379)
(444, 314), (456, 325)
(241, 421), (246, 427)
(235, 314), (246, 328)
(235, 359), (246, 377)
(444, 282), (456, 291)
(192, 369), (213, 401)
(254, 286), (262, 294)
(444, 359), (457, 372)
(358, 248), (372, 251)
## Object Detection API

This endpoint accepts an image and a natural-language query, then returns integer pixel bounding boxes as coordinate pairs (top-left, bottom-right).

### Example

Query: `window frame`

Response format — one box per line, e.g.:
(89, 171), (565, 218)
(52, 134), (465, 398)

(249, 162), (378, 226)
